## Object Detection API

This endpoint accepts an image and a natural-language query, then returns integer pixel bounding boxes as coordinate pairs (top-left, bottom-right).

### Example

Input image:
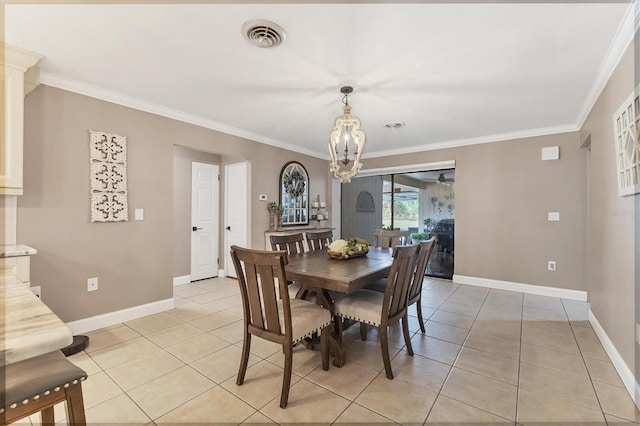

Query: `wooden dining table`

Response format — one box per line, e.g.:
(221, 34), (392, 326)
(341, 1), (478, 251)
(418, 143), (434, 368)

(285, 247), (394, 367)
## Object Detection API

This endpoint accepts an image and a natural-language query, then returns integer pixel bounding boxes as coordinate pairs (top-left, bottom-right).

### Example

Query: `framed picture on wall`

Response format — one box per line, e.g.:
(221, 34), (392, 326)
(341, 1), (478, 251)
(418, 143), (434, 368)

(279, 161), (309, 226)
(612, 85), (640, 196)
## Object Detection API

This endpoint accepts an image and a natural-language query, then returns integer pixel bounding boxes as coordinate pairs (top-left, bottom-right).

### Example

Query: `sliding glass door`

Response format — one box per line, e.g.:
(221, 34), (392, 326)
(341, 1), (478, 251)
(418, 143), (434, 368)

(341, 169), (455, 279)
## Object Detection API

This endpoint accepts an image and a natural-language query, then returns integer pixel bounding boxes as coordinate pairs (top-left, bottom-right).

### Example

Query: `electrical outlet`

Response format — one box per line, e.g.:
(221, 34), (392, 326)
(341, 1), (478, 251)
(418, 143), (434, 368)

(87, 277), (98, 292)
(548, 261), (557, 271)
(31, 286), (41, 298)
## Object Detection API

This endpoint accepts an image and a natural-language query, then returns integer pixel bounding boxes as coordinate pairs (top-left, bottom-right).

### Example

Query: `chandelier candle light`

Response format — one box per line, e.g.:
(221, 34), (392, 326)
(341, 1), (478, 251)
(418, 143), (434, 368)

(329, 86), (366, 183)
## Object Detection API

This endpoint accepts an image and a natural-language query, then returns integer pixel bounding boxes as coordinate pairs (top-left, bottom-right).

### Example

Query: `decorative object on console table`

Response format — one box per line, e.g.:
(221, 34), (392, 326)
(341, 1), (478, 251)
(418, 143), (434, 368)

(310, 195), (329, 228)
(267, 202), (283, 232)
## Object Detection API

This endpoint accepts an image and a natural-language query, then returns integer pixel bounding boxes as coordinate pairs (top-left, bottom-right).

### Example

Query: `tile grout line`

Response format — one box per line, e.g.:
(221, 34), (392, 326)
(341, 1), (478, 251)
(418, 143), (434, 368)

(561, 297), (608, 420)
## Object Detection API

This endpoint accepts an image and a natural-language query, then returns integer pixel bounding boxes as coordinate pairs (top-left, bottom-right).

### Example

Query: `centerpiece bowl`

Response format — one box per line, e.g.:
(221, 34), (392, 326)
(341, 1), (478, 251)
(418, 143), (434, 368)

(327, 238), (370, 260)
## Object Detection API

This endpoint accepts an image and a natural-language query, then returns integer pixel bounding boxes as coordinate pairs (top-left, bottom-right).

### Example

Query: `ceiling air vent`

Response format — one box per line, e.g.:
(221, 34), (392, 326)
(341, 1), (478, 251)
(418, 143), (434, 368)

(384, 121), (406, 130)
(242, 20), (286, 48)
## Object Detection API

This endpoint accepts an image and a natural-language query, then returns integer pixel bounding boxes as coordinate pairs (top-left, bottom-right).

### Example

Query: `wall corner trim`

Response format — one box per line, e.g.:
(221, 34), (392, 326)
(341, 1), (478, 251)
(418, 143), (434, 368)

(589, 309), (640, 410)
(452, 275), (587, 301)
(173, 275), (191, 286)
(65, 298), (175, 335)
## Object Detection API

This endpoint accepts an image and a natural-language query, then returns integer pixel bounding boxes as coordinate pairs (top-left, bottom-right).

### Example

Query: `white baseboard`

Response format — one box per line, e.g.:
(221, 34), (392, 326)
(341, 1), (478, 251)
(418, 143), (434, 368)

(65, 298), (175, 335)
(217, 269), (226, 278)
(589, 309), (640, 410)
(452, 274), (587, 301)
(173, 275), (191, 286)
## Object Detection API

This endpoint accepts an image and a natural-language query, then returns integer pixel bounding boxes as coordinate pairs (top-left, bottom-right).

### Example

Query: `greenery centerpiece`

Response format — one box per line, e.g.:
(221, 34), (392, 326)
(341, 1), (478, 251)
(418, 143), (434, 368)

(327, 238), (370, 259)
(410, 232), (429, 242)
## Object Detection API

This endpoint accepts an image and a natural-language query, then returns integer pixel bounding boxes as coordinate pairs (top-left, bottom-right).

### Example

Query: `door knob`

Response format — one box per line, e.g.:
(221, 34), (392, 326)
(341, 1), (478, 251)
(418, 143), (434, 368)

(192, 226), (203, 231)
(226, 226), (231, 231)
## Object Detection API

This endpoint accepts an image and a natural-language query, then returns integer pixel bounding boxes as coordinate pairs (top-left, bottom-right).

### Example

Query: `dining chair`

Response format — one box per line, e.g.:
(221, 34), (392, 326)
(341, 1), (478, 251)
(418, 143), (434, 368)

(270, 233), (306, 254)
(333, 244), (420, 379)
(270, 233), (308, 299)
(230, 246), (331, 408)
(407, 237), (437, 333)
(373, 229), (410, 249)
(305, 230), (334, 251)
(365, 238), (436, 331)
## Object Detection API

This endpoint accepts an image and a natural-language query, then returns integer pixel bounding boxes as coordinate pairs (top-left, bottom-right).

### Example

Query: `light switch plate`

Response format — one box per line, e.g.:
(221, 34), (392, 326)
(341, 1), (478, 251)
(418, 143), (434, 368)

(548, 261), (557, 271)
(548, 212), (560, 221)
(259, 194), (268, 201)
(135, 209), (144, 220)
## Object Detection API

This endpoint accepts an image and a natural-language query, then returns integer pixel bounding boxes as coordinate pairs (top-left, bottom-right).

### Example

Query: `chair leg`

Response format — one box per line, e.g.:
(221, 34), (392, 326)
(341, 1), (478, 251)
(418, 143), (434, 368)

(280, 344), (293, 408)
(236, 332), (251, 385)
(321, 326), (329, 371)
(41, 406), (55, 426)
(360, 322), (368, 341)
(402, 314), (414, 356)
(416, 298), (426, 333)
(65, 383), (87, 426)
(380, 326), (394, 379)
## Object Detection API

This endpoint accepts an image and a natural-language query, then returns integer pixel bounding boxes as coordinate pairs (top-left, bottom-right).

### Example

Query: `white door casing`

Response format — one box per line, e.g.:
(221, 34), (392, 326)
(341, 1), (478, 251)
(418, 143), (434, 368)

(224, 161), (248, 278)
(191, 162), (219, 281)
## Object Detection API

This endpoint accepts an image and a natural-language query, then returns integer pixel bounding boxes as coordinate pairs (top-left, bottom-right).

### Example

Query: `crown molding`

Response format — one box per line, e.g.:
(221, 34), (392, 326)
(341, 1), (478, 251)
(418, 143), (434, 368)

(38, 72), (327, 160)
(362, 124), (578, 159)
(575, 0), (640, 129)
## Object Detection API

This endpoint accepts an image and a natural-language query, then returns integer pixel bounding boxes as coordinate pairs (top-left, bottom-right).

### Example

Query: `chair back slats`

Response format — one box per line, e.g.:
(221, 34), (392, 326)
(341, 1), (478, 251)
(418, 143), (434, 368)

(383, 245), (420, 321)
(306, 230), (334, 251)
(231, 246), (291, 340)
(408, 238), (437, 302)
(270, 233), (305, 254)
(373, 229), (410, 249)
(257, 263), (282, 334)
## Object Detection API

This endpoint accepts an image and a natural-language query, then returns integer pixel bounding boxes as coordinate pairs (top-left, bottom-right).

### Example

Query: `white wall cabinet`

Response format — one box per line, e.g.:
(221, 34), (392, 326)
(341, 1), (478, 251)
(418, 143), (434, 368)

(1, 44), (42, 195)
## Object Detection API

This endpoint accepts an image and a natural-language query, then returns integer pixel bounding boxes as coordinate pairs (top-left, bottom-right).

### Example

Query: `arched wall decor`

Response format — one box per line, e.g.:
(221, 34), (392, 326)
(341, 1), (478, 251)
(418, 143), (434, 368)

(279, 161), (309, 226)
(356, 190), (375, 212)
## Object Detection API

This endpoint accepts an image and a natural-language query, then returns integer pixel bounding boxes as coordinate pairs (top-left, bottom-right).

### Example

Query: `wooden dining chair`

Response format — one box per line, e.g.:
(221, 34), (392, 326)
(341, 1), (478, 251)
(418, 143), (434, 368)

(270, 233), (308, 299)
(407, 237), (437, 333)
(305, 230), (334, 251)
(373, 229), (410, 249)
(270, 233), (305, 254)
(230, 246), (331, 408)
(333, 244), (420, 379)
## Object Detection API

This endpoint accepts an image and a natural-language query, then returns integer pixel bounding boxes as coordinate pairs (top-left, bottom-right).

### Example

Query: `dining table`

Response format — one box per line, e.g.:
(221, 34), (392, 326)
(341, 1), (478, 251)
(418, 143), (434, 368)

(285, 247), (394, 367)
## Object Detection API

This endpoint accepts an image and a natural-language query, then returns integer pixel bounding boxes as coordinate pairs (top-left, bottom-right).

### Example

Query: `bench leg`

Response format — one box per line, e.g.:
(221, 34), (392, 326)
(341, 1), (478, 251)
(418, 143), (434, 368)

(65, 383), (87, 426)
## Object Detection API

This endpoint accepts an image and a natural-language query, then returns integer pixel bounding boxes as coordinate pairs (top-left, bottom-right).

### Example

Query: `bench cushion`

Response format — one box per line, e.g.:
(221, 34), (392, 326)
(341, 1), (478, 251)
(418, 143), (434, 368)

(0, 350), (87, 412)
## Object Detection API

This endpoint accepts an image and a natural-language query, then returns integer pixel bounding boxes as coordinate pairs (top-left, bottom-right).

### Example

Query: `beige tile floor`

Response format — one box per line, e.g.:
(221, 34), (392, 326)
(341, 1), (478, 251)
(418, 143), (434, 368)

(16, 277), (640, 425)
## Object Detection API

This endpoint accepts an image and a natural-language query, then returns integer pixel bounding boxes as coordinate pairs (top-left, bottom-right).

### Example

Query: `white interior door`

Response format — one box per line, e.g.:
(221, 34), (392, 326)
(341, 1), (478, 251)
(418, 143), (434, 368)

(224, 162), (248, 278)
(191, 162), (219, 281)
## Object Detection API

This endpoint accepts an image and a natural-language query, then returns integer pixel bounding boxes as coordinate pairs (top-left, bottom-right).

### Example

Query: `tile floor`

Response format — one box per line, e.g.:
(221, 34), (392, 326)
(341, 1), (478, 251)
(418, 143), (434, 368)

(16, 277), (640, 425)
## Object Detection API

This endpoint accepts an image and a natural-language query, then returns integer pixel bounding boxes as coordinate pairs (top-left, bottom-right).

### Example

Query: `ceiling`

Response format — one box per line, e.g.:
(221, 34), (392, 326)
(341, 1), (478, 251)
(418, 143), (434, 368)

(5, 2), (633, 160)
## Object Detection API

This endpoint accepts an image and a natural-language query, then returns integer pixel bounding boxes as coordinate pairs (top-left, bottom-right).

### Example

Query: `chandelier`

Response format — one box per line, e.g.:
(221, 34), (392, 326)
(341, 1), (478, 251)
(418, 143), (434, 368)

(328, 86), (366, 183)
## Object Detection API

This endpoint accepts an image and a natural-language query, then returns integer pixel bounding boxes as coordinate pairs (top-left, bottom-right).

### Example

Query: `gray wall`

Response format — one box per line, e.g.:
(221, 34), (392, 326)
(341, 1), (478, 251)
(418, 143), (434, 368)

(580, 40), (636, 371)
(19, 85), (328, 322)
(363, 131), (587, 292)
(341, 175), (383, 243)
